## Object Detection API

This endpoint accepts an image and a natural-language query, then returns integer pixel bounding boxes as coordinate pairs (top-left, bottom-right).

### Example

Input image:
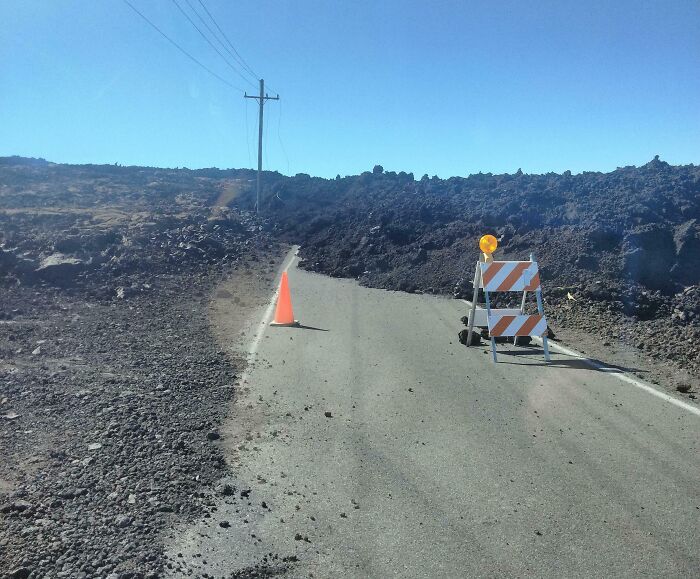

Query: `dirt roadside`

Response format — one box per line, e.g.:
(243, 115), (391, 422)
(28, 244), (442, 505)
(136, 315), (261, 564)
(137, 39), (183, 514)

(0, 247), (286, 578)
(162, 246), (294, 577)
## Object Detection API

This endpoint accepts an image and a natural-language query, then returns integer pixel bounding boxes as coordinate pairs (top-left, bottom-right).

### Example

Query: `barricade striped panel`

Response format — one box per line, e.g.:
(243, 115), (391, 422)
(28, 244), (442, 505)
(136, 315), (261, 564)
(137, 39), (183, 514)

(487, 313), (547, 337)
(480, 261), (541, 292)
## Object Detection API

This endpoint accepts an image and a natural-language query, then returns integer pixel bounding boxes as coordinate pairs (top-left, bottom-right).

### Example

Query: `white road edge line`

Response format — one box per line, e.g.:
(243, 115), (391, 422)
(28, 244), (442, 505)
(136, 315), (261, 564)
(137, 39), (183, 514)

(238, 247), (299, 385)
(461, 300), (700, 418)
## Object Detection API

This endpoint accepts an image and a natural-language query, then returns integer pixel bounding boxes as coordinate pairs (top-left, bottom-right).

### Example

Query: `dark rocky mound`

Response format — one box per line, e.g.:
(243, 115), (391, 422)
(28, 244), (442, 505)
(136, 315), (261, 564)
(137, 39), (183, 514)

(245, 158), (700, 295)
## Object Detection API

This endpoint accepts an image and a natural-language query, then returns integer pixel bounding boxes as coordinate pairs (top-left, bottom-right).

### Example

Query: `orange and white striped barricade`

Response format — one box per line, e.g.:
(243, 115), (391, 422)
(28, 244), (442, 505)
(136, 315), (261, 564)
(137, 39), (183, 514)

(467, 253), (550, 363)
(465, 253), (521, 341)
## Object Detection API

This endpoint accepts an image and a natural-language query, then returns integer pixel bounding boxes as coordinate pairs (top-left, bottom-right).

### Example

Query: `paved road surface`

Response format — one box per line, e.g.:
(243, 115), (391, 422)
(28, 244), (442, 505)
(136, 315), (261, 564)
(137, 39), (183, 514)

(169, 256), (700, 578)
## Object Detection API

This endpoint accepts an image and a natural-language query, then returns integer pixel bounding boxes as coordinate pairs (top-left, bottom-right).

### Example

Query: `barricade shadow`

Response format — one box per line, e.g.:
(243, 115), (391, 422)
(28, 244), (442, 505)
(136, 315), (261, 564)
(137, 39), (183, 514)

(494, 349), (647, 374)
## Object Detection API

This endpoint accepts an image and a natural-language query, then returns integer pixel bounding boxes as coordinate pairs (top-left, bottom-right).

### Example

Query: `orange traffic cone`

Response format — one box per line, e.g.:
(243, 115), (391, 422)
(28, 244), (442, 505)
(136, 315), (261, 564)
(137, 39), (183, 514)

(270, 271), (298, 327)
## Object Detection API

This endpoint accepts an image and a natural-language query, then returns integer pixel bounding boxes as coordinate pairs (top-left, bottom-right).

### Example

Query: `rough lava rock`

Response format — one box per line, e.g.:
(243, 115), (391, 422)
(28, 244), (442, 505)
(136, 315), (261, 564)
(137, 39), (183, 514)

(35, 253), (86, 284)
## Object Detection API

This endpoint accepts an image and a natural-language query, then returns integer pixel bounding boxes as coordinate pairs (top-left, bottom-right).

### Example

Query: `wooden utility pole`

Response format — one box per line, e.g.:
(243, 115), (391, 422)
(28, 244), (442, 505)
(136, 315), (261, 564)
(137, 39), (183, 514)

(245, 79), (279, 213)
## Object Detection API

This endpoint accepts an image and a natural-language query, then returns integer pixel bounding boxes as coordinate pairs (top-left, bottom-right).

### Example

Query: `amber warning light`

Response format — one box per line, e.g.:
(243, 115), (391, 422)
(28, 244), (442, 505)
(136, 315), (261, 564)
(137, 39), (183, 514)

(479, 234), (498, 255)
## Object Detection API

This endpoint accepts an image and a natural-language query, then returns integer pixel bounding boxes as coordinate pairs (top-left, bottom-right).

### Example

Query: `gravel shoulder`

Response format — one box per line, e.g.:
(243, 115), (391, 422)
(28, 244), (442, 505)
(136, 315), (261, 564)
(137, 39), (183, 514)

(0, 248), (285, 578)
(163, 247), (295, 577)
(0, 157), (292, 577)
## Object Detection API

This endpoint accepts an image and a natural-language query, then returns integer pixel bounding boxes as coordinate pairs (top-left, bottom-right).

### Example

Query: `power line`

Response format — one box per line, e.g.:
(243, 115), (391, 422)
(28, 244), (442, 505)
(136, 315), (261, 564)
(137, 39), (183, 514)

(183, 0), (258, 86)
(170, 0), (256, 89)
(122, 0), (244, 91)
(196, 0), (259, 81)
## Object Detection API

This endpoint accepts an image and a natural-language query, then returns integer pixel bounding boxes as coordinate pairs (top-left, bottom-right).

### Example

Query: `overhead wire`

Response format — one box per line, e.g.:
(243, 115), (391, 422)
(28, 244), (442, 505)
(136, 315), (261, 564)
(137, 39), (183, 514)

(184, 0), (258, 86)
(124, 0), (281, 173)
(122, 0), (245, 91)
(170, 0), (257, 90)
(196, 0), (260, 81)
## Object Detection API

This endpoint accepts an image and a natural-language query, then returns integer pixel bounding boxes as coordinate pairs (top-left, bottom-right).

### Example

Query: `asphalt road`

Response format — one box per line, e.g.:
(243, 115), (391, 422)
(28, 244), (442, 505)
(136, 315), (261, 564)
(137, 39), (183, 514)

(169, 256), (700, 578)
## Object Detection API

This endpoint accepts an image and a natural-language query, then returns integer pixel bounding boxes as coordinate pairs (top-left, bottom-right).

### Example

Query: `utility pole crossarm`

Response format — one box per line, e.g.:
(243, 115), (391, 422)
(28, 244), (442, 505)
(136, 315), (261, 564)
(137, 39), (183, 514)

(244, 79), (280, 214)
(244, 94), (279, 101)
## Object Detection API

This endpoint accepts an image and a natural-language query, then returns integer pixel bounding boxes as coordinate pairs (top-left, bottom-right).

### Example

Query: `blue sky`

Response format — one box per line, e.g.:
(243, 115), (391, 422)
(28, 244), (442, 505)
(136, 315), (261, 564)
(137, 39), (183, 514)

(1, 0), (698, 178)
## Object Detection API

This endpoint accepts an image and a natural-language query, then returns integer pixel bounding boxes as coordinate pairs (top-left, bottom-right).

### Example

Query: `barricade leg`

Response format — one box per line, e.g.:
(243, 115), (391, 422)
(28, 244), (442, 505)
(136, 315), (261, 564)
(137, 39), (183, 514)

(514, 290), (527, 346)
(484, 289), (498, 363)
(535, 288), (550, 363)
(466, 262), (481, 347)
(542, 336), (551, 362)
